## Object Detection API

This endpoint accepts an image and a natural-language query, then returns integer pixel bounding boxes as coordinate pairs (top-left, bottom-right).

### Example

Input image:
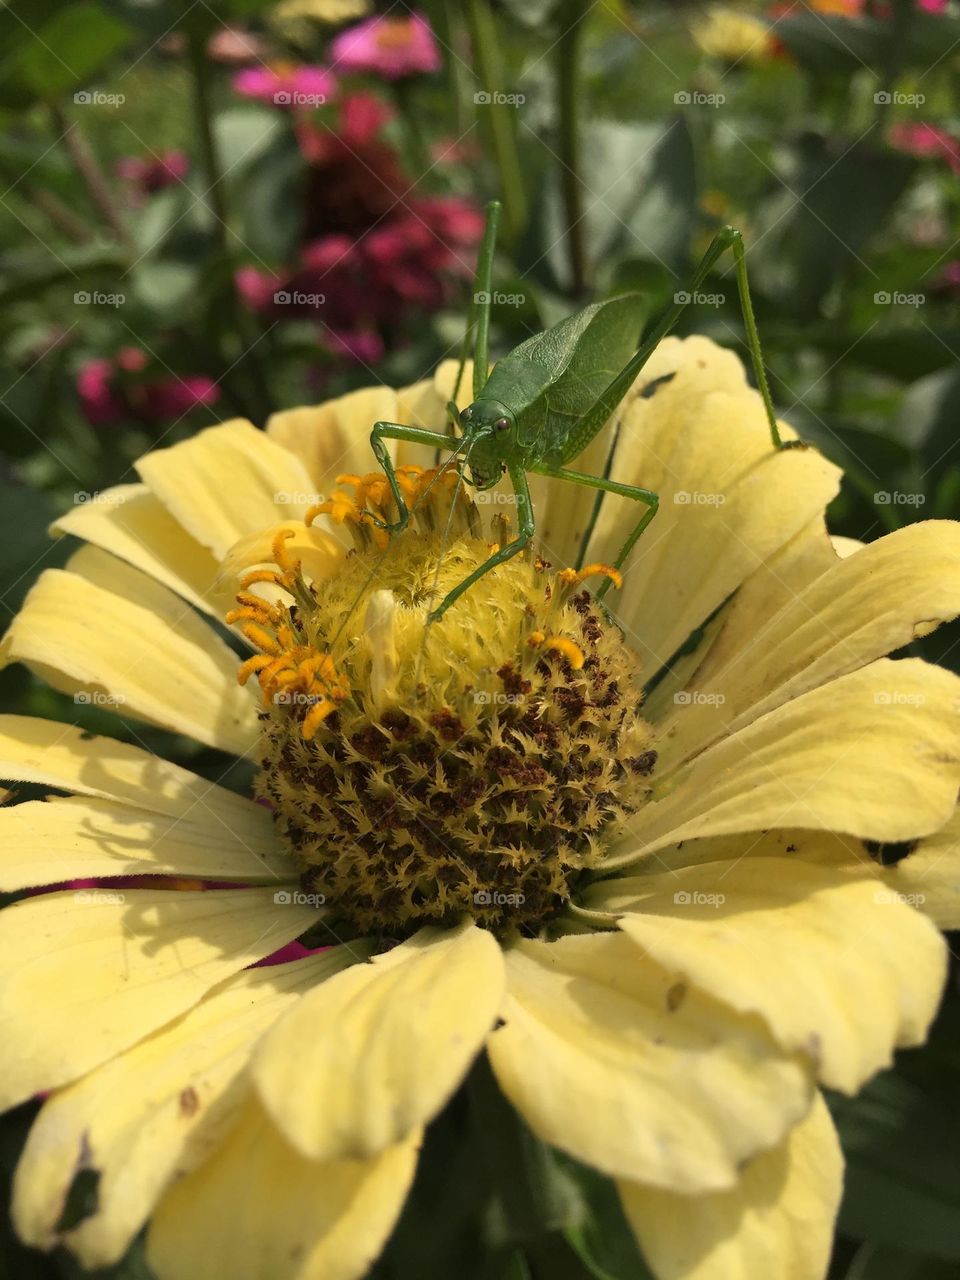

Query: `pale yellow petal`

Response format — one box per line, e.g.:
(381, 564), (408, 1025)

(488, 933), (811, 1192)
(585, 345), (840, 679)
(0, 715), (264, 826)
(50, 485), (221, 615)
(147, 1095), (419, 1280)
(606, 658), (960, 870)
(135, 421), (319, 560)
(0, 886), (317, 1108)
(644, 517), (839, 723)
(0, 547), (258, 756)
(253, 921), (505, 1160)
(13, 948), (363, 1268)
(619, 1093), (841, 1280)
(0, 795), (291, 891)
(658, 521), (960, 768)
(586, 858), (945, 1092)
(217, 521), (344, 592)
(266, 386), (399, 492)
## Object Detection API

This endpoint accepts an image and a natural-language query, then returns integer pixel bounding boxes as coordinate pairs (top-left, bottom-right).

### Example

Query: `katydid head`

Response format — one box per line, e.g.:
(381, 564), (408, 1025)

(458, 397), (515, 489)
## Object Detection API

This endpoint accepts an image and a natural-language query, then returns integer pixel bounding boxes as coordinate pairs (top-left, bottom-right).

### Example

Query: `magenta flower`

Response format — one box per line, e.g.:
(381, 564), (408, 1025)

(889, 122), (960, 174)
(115, 150), (189, 196)
(232, 63), (337, 108)
(77, 348), (220, 427)
(330, 11), (441, 80)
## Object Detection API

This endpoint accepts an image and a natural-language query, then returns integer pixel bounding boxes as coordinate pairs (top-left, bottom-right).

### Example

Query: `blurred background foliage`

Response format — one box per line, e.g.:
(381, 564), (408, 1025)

(0, 0), (959, 1277)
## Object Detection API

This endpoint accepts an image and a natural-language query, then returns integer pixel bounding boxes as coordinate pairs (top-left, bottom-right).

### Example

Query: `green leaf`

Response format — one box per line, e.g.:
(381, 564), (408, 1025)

(843, 1242), (960, 1280)
(752, 137), (915, 317)
(560, 1160), (654, 1280)
(0, 2), (132, 109)
(828, 1069), (960, 1260)
(0, 475), (65, 614)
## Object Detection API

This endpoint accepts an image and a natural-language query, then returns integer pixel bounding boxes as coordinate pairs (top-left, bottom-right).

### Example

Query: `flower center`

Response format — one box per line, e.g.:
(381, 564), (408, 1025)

(230, 469), (655, 938)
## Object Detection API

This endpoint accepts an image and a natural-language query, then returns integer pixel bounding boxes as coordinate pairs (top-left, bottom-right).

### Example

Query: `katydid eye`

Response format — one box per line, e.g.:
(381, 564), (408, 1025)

(494, 416), (511, 432)
(460, 407), (474, 424)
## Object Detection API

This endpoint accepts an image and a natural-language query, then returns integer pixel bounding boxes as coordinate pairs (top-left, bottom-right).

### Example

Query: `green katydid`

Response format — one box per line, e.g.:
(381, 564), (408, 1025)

(367, 199), (796, 623)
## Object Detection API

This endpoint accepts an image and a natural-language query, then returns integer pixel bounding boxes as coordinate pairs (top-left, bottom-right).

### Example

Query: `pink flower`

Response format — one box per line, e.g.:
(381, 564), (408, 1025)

(232, 63), (337, 108)
(207, 25), (268, 64)
(76, 349), (220, 427)
(934, 260), (960, 293)
(889, 122), (960, 174)
(330, 11), (441, 80)
(916, 0), (948, 11)
(115, 150), (189, 196)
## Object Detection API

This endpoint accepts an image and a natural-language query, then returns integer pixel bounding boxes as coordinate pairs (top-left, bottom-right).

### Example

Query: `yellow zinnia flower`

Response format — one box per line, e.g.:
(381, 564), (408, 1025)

(2, 336), (960, 1279)
(691, 6), (776, 64)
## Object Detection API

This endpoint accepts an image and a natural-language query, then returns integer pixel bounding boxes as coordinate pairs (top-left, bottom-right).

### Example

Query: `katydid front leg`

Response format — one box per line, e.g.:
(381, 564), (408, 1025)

(369, 421), (462, 533)
(533, 464), (659, 601)
(428, 463), (535, 622)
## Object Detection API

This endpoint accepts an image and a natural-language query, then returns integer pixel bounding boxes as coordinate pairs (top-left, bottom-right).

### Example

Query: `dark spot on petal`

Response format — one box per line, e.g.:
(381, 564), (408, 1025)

(179, 1086), (200, 1117)
(666, 981), (687, 1012)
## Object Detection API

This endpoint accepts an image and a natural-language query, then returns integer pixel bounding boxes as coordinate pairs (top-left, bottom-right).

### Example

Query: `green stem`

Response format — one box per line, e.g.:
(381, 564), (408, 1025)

(50, 106), (134, 253)
(186, 26), (273, 422)
(186, 26), (229, 246)
(463, 0), (527, 244)
(555, 0), (589, 297)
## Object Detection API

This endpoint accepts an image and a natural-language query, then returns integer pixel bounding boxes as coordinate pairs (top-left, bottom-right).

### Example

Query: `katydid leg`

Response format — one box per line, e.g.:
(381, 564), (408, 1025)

(369, 421), (461, 533)
(556, 225), (788, 463)
(428, 463), (534, 621)
(533, 463), (659, 601)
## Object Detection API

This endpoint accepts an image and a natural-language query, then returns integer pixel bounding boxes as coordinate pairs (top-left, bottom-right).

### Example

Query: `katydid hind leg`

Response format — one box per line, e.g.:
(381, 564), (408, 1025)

(533, 463), (659, 602)
(557, 225), (790, 469)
